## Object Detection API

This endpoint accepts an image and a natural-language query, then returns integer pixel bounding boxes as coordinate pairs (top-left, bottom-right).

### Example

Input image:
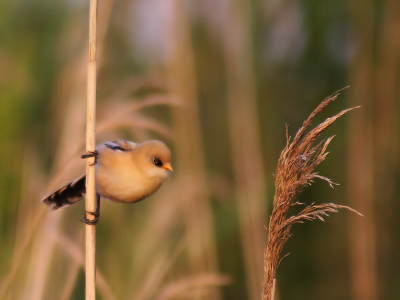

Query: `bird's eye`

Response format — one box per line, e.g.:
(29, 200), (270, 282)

(152, 157), (163, 167)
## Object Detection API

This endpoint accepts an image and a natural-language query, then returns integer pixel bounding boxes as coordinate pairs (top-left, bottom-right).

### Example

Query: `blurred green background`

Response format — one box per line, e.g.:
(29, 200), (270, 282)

(1, 0), (399, 299)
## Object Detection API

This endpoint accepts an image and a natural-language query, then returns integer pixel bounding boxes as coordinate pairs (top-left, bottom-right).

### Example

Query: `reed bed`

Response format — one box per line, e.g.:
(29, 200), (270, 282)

(2, 0), (399, 299)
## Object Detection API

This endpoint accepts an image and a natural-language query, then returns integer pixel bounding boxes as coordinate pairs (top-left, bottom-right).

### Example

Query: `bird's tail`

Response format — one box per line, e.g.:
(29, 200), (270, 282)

(42, 174), (86, 210)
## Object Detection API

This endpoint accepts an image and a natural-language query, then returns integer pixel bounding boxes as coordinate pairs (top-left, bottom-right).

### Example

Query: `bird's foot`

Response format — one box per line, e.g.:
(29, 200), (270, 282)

(81, 210), (100, 225)
(81, 150), (98, 166)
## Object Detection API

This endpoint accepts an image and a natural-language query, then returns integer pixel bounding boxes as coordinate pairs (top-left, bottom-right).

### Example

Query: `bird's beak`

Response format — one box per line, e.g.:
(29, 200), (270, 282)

(162, 163), (173, 172)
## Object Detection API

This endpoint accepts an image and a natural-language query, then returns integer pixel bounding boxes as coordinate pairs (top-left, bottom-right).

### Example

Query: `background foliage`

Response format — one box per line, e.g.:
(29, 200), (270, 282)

(1, 0), (399, 299)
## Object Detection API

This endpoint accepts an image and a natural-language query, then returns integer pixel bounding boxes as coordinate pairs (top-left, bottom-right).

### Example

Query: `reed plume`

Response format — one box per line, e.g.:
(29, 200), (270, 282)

(263, 88), (362, 300)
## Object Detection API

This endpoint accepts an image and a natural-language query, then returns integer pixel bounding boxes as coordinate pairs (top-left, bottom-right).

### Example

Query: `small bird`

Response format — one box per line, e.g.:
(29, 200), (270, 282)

(42, 139), (172, 223)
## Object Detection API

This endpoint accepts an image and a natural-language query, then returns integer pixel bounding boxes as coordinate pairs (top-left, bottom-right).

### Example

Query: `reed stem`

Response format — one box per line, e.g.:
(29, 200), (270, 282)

(85, 0), (98, 299)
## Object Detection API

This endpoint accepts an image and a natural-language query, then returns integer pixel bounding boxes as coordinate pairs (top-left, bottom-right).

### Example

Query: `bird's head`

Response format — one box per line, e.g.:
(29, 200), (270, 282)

(136, 140), (173, 179)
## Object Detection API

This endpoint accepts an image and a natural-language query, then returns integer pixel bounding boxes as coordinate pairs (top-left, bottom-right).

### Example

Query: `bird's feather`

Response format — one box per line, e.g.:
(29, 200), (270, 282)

(42, 174), (86, 210)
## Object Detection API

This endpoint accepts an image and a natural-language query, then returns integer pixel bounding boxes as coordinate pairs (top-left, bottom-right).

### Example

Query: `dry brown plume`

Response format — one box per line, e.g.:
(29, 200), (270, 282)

(263, 87), (362, 300)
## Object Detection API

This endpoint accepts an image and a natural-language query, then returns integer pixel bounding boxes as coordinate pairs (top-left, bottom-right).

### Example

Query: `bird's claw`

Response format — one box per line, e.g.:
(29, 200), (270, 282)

(81, 210), (100, 225)
(81, 150), (98, 166)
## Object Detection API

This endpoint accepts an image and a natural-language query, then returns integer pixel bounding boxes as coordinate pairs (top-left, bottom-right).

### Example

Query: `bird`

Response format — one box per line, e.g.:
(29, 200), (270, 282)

(42, 139), (173, 223)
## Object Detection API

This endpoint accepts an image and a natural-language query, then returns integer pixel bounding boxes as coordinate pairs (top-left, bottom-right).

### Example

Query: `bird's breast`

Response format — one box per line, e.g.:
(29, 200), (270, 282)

(95, 164), (164, 203)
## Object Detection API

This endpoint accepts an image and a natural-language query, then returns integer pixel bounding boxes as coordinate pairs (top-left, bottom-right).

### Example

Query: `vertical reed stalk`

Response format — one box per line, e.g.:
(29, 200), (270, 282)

(222, 1), (266, 299)
(348, 1), (378, 299)
(85, 0), (98, 299)
(373, 1), (400, 295)
(164, 1), (220, 298)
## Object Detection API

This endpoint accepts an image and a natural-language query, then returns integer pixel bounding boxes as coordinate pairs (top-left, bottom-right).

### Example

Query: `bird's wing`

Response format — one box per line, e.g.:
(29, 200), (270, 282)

(42, 174), (86, 210)
(113, 139), (138, 151)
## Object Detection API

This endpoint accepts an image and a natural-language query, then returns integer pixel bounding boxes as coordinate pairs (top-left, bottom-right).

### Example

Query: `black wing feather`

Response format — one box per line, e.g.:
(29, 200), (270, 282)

(42, 174), (86, 210)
